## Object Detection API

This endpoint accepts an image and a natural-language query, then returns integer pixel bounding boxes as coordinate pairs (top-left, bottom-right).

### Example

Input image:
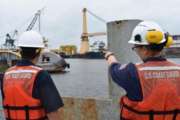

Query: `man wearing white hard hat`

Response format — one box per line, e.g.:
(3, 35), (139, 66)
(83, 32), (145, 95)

(2, 31), (63, 120)
(105, 21), (180, 120)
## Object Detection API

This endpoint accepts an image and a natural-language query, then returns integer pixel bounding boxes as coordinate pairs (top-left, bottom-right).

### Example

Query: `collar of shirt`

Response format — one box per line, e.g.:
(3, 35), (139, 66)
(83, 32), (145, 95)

(143, 56), (166, 63)
(16, 59), (34, 66)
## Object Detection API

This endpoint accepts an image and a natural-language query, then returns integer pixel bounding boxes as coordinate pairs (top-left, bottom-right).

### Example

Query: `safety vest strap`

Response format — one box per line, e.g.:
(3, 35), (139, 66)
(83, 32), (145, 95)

(120, 116), (129, 120)
(122, 103), (180, 120)
(4, 105), (47, 120)
(5, 117), (48, 120)
(5, 117), (47, 120)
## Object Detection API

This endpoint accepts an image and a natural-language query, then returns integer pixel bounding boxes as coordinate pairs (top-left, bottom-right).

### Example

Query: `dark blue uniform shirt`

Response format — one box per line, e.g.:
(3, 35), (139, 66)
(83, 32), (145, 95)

(2, 59), (64, 113)
(109, 56), (166, 101)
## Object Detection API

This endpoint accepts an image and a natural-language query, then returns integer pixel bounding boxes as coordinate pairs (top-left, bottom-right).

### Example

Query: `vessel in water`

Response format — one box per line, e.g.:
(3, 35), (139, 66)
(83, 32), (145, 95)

(37, 49), (70, 73)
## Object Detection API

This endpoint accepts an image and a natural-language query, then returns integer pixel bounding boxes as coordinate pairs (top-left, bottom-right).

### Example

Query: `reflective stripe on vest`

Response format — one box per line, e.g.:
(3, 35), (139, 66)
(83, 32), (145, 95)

(120, 60), (180, 120)
(3, 65), (47, 120)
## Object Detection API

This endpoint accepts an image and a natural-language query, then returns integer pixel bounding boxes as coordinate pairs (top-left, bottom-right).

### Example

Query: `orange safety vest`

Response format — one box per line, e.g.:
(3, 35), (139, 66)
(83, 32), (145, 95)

(120, 60), (180, 120)
(3, 65), (47, 120)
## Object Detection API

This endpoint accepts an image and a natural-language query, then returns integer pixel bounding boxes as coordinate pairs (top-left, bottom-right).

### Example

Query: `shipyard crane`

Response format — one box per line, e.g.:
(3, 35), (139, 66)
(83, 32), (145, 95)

(26, 7), (45, 32)
(4, 8), (44, 49)
(4, 29), (18, 48)
(27, 8), (49, 48)
(26, 8), (48, 47)
(84, 8), (107, 38)
(26, 10), (41, 31)
(80, 8), (107, 54)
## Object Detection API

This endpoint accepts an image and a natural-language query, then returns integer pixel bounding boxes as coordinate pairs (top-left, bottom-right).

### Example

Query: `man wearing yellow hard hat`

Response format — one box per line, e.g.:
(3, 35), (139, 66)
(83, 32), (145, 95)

(105, 21), (180, 120)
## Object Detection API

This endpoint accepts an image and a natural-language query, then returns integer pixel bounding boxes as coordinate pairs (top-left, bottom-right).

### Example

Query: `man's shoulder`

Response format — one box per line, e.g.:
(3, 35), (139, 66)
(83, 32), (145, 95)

(35, 69), (53, 86)
(36, 69), (51, 80)
(109, 62), (139, 81)
(110, 62), (137, 71)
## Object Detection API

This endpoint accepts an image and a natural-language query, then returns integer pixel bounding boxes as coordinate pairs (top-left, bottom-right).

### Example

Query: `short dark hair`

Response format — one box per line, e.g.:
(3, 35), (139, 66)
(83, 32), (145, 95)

(144, 42), (166, 52)
(20, 47), (41, 59)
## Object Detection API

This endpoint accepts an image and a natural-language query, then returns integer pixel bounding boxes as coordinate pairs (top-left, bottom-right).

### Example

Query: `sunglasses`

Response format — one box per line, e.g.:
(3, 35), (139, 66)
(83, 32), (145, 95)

(131, 45), (142, 50)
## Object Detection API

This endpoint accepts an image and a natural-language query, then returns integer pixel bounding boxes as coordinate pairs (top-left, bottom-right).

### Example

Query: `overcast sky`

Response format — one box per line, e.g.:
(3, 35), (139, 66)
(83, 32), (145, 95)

(0, 0), (180, 49)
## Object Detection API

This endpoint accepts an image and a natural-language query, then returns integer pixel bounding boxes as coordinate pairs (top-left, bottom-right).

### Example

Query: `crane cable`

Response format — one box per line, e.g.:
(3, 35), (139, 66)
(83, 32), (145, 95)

(86, 9), (107, 23)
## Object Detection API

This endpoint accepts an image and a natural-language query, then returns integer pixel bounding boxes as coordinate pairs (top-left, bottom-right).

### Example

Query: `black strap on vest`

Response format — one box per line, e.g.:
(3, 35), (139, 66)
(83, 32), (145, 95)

(122, 103), (180, 120)
(4, 105), (47, 120)
(5, 117), (48, 120)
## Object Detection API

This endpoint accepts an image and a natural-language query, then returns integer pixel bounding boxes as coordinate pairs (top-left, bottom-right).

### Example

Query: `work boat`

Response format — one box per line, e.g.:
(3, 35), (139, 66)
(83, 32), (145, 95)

(37, 49), (70, 73)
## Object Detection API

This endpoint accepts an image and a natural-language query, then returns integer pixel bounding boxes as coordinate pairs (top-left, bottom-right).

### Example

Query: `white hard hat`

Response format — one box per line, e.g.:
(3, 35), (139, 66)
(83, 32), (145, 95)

(128, 21), (166, 45)
(18, 31), (44, 48)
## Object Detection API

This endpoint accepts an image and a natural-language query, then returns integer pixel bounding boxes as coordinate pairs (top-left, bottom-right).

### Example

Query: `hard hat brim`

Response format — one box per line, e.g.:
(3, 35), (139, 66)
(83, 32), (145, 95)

(18, 45), (45, 48)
